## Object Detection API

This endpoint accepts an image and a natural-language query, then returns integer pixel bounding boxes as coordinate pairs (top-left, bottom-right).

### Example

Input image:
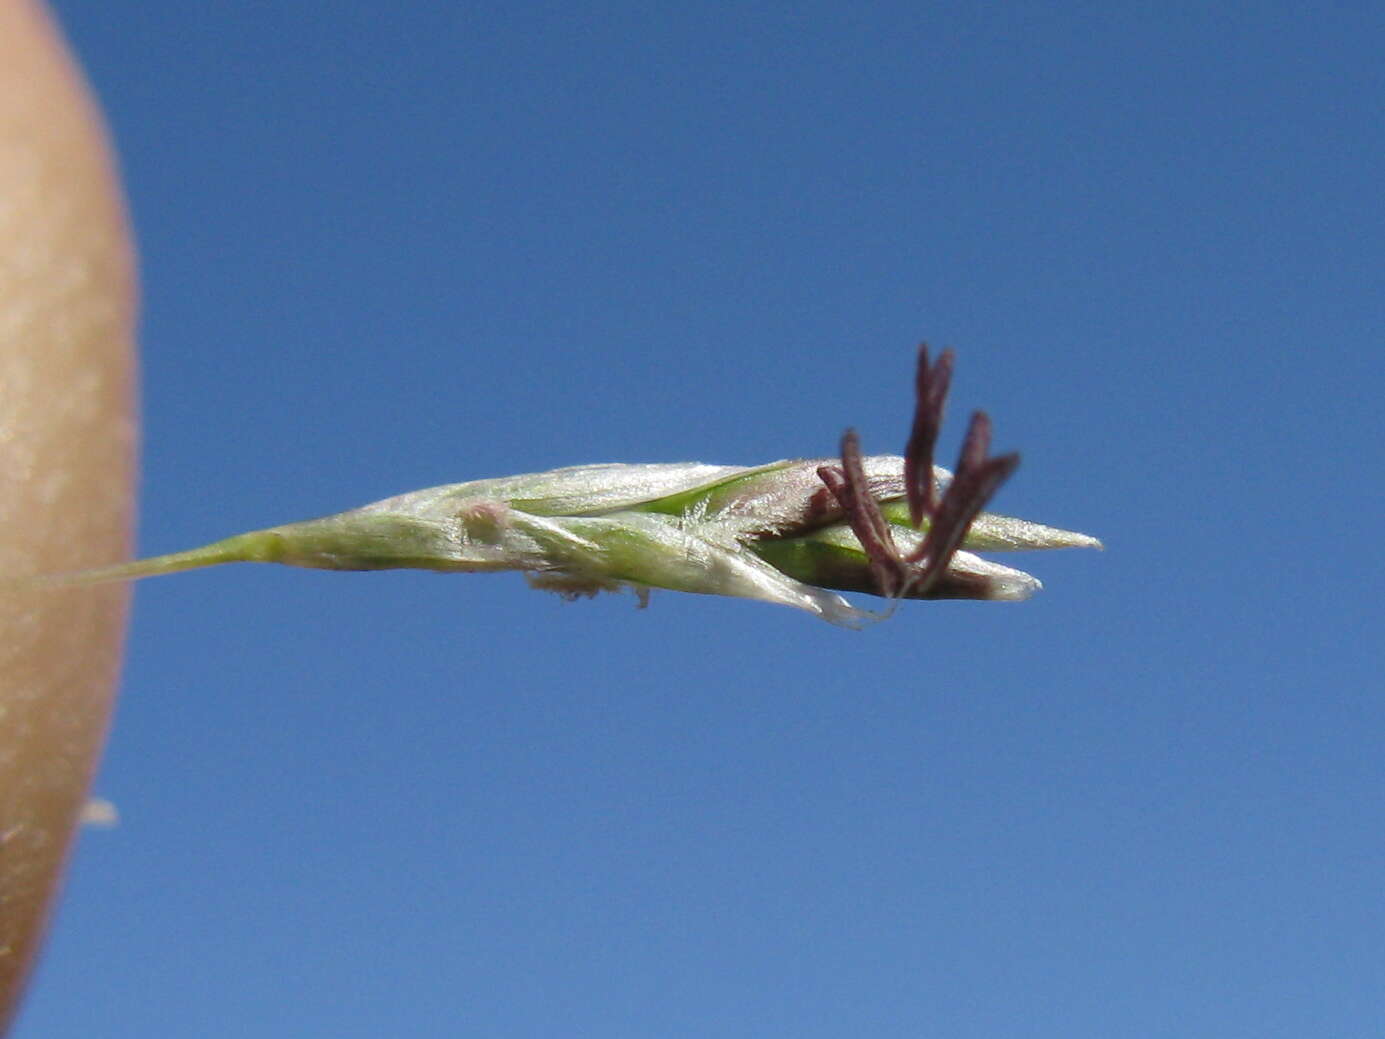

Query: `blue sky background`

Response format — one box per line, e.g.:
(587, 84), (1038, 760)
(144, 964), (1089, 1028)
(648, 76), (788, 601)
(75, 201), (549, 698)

(19, 3), (1384, 1036)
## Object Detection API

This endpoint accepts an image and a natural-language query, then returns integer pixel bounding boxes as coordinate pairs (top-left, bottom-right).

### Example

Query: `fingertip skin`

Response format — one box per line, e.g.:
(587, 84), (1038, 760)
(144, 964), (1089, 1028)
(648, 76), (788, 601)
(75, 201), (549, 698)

(0, 0), (137, 1030)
